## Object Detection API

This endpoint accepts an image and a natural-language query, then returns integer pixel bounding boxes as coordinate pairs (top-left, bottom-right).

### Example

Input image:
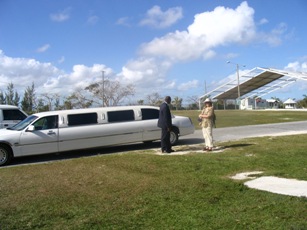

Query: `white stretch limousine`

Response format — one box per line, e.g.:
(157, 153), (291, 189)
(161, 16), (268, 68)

(0, 106), (194, 166)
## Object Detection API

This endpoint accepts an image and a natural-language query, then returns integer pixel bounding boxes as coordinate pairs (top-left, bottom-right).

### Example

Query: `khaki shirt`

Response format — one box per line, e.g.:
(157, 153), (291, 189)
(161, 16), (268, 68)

(200, 107), (214, 128)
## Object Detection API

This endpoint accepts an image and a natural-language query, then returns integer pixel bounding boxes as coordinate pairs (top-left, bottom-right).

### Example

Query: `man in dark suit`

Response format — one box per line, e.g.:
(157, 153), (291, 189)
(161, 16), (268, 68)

(157, 96), (174, 153)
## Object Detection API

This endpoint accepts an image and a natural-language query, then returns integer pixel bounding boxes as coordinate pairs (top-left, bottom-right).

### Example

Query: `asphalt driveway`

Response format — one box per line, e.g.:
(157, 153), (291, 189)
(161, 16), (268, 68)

(179, 120), (307, 144)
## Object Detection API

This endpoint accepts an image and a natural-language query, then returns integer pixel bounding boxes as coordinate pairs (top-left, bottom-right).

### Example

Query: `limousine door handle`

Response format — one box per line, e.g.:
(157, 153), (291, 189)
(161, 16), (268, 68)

(47, 131), (56, 135)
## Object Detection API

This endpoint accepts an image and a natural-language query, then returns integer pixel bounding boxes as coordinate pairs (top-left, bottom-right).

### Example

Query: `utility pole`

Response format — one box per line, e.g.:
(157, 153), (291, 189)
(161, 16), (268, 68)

(102, 70), (105, 107)
(227, 61), (245, 109)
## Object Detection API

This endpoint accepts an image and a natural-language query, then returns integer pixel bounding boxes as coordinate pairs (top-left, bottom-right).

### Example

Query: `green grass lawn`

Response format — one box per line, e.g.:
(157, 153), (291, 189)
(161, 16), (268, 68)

(1, 110), (307, 229)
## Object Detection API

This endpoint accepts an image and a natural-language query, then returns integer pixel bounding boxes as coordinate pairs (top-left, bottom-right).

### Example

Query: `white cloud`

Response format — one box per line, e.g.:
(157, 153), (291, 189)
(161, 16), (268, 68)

(257, 22), (288, 46)
(188, 2), (256, 45)
(139, 2), (257, 62)
(203, 50), (216, 60)
(87, 15), (99, 25)
(0, 50), (114, 96)
(120, 57), (172, 86)
(117, 57), (181, 96)
(258, 18), (268, 25)
(139, 5), (183, 29)
(116, 17), (131, 27)
(36, 44), (50, 53)
(285, 61), (307, 72)
(50, 8), (71, 22)
(282, 61), (307, 93)
(41, 64), (113, 95)
(178, 80), (199, 91)
(0, 50), (61, 91)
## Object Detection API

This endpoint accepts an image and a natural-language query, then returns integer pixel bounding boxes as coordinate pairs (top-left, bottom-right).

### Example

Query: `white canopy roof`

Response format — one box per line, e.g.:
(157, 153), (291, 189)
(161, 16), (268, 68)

(200, 67), (307, 100)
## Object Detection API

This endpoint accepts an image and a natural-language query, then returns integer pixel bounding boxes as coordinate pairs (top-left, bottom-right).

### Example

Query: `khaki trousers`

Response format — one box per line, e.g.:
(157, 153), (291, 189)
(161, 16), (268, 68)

(202, 126), (213, 148)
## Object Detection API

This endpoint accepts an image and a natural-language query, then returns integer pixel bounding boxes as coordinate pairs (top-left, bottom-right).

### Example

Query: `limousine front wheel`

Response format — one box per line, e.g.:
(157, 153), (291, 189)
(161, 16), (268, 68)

(170, 128), (179, 145)
(0, 145), (13, 166)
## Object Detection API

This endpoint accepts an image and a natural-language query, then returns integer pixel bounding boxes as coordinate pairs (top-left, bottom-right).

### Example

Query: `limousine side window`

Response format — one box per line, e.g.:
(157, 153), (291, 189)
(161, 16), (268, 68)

(141, 108), (159, 120)
(107, 110), (134, 122)
(68, 113), (98, 126)
(33, 115), (58, 130)
(3, 109), (27, 120)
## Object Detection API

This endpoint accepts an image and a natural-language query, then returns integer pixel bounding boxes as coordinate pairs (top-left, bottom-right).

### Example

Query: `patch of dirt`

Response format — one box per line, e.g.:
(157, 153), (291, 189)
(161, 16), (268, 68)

(230, 171), (307, 198)
(154, 144), (225, 155)
(230, 171), (263, 180)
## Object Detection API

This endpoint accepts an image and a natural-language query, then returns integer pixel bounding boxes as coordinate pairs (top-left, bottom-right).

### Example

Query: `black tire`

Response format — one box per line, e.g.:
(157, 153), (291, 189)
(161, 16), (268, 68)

(170, 127), (179, 146)
(0, 145), (13, 166)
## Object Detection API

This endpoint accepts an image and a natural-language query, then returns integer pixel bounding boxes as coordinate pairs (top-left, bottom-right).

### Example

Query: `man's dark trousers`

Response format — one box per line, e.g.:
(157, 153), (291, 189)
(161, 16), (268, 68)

(161, 128), (171, 152)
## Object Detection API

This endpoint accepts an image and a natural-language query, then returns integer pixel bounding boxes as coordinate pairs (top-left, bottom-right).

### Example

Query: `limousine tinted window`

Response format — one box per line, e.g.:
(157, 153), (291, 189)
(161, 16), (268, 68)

(68, 113), (98, 126)
(141, 108), (159, 120)
(108, 110), (134, 122)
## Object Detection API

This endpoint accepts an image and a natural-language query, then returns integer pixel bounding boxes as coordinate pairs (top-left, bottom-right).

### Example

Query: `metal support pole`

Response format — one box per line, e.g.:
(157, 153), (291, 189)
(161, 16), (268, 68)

(236, 64), (241, 99)
(227, 61), (244, 110)
(102, 71), (105, 107)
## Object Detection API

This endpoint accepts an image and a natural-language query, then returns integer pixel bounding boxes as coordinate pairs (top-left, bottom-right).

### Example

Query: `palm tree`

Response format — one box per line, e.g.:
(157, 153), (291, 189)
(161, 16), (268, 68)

(173, 96), (183, 110)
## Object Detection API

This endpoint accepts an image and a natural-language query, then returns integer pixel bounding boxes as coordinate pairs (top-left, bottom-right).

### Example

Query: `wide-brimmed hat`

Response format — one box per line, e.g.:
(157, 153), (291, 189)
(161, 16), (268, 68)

(204, 98), (212, 103)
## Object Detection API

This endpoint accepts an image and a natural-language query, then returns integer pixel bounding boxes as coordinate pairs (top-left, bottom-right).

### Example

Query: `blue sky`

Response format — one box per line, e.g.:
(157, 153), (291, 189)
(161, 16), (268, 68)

(0, 0), (307, 105)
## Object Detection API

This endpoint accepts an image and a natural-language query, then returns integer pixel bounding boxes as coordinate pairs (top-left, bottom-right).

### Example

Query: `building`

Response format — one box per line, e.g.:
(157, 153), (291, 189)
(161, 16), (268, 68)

(283, 98), (297, 109)
(240, 98), (278, 110)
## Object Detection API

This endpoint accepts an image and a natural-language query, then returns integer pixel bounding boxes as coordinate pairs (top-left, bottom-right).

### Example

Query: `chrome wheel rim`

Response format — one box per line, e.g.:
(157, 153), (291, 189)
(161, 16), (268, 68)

(0, 148), (7, 163)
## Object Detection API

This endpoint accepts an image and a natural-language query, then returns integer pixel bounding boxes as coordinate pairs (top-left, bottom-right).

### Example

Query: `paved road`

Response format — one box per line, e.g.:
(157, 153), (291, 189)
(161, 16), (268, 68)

(179, 120), (307, 145)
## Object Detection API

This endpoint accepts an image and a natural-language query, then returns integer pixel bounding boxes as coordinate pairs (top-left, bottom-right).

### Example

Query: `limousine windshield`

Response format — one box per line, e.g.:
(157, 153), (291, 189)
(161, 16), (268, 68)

(8, 115), (38, 131)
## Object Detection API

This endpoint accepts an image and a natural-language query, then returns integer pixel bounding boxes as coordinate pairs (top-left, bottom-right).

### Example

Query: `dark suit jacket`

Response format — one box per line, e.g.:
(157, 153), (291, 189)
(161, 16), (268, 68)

(157, 102), (172, 129)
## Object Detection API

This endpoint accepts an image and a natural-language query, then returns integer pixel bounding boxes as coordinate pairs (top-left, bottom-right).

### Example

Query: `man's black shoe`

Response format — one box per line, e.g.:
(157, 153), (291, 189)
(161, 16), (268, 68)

(162, 150), (171, 154)
(162, 149), (175, 153)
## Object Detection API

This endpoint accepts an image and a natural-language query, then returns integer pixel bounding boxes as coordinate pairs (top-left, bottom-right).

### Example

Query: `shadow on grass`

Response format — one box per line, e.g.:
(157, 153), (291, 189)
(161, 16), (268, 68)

(222, 143), (254, 149)
(4, 137), (212, 167)
(6, 141), (162, 168)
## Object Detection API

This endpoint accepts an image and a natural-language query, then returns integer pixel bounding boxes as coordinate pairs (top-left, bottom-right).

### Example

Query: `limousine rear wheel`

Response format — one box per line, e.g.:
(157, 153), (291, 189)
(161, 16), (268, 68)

(0, 145), (13, 166)
(170, 128), (179, 145)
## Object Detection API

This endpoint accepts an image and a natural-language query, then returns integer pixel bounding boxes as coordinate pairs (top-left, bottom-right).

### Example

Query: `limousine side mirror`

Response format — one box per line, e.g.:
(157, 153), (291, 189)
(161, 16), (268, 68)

(27, 125), (35, 132)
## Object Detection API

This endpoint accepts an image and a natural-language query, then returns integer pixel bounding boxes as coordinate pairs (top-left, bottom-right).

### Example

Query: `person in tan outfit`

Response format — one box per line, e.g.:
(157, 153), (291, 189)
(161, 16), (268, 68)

(198, 98), (215, 151)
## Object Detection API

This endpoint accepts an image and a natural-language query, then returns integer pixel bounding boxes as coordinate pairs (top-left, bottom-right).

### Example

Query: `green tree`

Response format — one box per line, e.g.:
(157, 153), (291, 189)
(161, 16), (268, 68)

(85, 79), (135, 107)
(63, 100), (73, 110)
(137, 100), (144, 105)
(21, 82), (35, 114)
(173, 96), (183, 110)
(65, 89), (93, 109)
(40, 93), (61, 111)
(5, 83), (19, 105)
(271, 96), (283, 108)
(36, 98), (49, 112)
(186, 96), (199, 110)
(146, 92), (162, 106)
(0, 91), (5, 104)
(297, 94), (307, 108)
(54, 98), (61, 110)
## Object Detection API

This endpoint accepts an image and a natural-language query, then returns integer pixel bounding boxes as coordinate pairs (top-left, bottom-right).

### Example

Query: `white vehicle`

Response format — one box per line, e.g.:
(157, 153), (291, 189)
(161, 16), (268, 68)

(0, 105), (27, 129)
(0, 106), (194, 166)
